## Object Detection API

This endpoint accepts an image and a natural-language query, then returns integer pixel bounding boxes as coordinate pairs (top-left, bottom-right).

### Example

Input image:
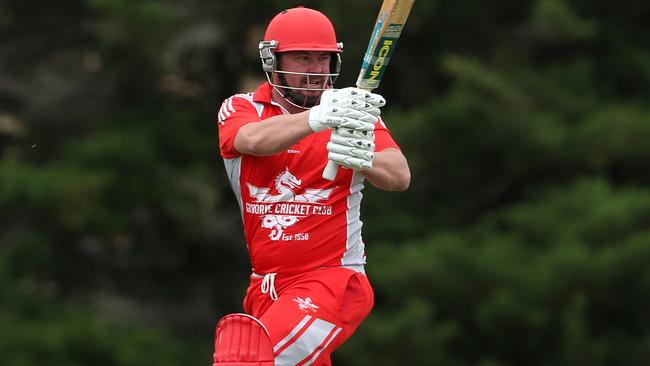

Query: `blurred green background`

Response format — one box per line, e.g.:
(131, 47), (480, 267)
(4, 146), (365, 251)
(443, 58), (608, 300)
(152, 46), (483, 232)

(1, 0), (650, 365)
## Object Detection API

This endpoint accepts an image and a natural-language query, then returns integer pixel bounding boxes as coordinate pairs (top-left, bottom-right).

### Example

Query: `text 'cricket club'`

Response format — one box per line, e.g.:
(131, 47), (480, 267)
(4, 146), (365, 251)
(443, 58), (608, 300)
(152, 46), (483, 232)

(246, 168), (334, 241)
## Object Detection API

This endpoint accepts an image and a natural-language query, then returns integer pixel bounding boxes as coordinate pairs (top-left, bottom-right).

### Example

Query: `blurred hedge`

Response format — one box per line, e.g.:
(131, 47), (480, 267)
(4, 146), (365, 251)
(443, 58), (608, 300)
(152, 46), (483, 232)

(1, 0), (650, 365)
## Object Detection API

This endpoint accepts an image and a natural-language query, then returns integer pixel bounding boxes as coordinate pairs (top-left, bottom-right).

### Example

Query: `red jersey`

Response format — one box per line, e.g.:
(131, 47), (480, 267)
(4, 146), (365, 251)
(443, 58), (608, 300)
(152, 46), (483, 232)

(218, 83), (399, 275)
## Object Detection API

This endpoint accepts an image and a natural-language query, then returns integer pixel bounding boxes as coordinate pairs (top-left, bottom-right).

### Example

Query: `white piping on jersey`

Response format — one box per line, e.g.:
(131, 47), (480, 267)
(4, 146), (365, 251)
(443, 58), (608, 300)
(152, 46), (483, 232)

(218, 92), (257, 123)
(221, 91), (285, 217)
(222, 157), (243, 215)
(341, 171), (367, 267)
(218, 94), (240, 123)
(219, 89), (299, 217)
(260, 272), (278, 301)
(219, 91), (291, 125)
(236, 92), (264, 117)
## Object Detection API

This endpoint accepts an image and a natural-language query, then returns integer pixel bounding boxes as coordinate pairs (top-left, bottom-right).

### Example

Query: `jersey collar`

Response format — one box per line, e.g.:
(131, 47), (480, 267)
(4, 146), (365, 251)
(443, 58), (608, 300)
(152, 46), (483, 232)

(253, 82), (274, 104)
(253, 82), (291, 114)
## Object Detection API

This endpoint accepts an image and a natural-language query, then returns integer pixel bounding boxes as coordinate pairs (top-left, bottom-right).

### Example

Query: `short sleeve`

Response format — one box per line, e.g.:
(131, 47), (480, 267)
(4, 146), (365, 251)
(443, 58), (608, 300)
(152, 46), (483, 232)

(373, 117), (400, 152)
(217, 95), (263, 158)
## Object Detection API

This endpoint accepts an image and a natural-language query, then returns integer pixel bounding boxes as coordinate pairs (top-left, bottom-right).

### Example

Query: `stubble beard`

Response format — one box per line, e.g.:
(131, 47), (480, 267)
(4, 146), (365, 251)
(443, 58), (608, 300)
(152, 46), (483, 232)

(285, 91), (321, 108)
(274, 73), (330, 109)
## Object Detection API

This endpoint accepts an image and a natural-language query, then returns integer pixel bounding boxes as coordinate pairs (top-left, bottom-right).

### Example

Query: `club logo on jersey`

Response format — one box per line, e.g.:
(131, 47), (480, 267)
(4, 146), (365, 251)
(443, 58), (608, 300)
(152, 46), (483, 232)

(246, 168), (334, 241)
(293, 296), (319, 313)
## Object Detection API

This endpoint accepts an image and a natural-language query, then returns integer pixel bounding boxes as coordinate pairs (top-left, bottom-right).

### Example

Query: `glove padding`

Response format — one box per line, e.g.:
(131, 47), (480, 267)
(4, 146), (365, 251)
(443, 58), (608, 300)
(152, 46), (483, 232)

(326, 127), (376, 171)
(308, 104), (376, 132)
(308, 88), (385, 132)
(320, 87), (386, 116)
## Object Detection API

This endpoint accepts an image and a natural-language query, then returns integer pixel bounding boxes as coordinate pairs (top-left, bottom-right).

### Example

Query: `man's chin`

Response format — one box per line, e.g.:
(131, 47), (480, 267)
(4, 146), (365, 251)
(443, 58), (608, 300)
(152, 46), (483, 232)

(288, 91), (322, 108)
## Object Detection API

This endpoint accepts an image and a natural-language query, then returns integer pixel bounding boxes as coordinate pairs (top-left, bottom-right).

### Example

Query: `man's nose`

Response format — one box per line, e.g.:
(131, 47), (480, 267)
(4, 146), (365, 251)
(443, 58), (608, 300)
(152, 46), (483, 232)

(306, 58), (325, 73)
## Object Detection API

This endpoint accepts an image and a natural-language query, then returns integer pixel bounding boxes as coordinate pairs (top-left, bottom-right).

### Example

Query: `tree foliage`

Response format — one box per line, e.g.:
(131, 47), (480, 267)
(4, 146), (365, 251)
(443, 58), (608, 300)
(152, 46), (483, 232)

(1, 0), (649, 365)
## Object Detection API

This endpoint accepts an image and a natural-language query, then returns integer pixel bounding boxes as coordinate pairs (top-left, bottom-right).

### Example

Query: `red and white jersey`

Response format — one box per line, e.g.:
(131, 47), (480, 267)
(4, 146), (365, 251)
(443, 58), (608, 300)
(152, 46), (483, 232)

(218, 82), (400, 275)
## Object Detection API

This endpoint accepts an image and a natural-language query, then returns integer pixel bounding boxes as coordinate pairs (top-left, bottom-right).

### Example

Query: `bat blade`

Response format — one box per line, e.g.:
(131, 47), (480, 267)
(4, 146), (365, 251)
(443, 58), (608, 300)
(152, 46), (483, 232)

(323, 0), (415, 181)
(356, 0), (416, 91)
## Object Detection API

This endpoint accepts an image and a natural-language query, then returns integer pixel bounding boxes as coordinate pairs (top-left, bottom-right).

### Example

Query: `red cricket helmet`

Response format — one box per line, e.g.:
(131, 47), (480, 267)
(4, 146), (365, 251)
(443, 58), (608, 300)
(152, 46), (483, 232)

(263, 7), (343, 53)
(259, 7), (343, 109)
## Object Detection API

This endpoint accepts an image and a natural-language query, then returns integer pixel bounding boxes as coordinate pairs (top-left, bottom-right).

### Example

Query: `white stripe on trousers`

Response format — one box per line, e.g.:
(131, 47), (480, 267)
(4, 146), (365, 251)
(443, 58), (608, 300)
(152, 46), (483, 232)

(274, 315), (342, 366)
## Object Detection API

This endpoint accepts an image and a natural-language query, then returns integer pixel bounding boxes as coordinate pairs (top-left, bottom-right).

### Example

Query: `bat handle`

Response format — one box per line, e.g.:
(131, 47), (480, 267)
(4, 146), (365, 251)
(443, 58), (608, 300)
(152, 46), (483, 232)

(322, 86), (374, 181)
(323, 160), (339, 181)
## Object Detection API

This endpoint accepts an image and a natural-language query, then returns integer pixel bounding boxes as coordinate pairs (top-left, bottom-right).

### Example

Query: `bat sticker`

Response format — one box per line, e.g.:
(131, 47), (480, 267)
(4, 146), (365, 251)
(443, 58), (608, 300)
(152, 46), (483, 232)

(362, 36), (399, 85)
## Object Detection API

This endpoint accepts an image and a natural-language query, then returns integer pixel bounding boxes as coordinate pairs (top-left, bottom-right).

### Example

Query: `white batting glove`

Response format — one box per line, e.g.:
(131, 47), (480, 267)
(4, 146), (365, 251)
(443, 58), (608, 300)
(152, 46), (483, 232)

(320, 87), (386, 117)
(308, 102), (376, 132)
(308, 88), (386, 132)
(326, 127), (376, 171)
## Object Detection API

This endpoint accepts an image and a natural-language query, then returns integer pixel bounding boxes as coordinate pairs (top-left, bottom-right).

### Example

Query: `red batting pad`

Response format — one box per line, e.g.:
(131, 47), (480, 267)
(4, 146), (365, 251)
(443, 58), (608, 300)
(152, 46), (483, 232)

(213, 313), (274, 366)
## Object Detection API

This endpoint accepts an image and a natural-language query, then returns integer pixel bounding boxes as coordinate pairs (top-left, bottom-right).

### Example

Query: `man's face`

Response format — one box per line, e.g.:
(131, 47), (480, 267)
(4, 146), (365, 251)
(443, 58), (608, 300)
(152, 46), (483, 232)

(275, 51), (333, 107)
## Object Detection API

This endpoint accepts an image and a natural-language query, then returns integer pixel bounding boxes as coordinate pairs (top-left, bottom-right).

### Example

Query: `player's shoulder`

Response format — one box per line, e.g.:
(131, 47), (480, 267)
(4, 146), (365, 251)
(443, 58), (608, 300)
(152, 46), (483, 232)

(222, 91), (256, 106)
(218, 92), (258, 122)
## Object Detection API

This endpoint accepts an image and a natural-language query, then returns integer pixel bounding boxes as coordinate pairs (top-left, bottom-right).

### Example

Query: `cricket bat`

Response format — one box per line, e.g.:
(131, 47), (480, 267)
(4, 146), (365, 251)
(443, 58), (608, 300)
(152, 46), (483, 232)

(323, 0), (416, 180)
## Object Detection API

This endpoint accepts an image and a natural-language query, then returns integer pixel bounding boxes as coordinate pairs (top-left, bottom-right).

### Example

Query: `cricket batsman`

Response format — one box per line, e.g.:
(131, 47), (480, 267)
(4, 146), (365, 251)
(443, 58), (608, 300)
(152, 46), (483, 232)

(214, 6), (410, 365)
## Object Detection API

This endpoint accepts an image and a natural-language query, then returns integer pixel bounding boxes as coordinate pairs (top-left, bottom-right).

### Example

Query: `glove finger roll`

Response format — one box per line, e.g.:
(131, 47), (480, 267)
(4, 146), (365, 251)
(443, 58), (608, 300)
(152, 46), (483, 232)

(340, 108), (375, 121)
(327, 143), (375, 160)
(362, 92), (386, 108)
(329, 135), (375, 150)
(335, 128), (375, 140)
(332, 88), (385, 107)
(327, 152), (373, 170)
(338, 118), (376, 131)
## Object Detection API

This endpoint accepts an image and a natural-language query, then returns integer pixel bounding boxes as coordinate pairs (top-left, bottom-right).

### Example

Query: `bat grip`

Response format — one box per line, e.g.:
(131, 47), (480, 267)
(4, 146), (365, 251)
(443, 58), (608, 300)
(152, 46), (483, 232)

(322, 86), (375, 181)
(323, 160), (339, 181)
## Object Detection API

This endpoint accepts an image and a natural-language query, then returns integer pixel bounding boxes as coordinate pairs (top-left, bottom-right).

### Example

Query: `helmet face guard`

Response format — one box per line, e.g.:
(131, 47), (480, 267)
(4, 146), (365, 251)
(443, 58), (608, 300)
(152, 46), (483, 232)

(259, 40), (342, 108)
(259, 7), (344, 109)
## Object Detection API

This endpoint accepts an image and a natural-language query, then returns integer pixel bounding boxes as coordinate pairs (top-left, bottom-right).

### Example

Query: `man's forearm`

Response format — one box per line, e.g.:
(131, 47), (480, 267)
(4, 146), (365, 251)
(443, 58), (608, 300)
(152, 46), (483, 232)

(362, 148), (411, 191)
(234, 111), (313, 156)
